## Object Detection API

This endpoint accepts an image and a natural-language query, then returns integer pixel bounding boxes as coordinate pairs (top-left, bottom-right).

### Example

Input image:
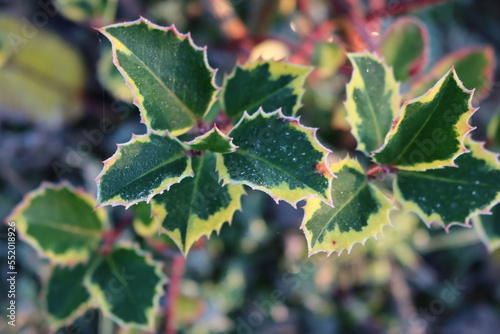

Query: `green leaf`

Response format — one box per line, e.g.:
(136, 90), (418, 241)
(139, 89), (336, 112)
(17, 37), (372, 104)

(380, 17), (429, 82)
(95, 131), (193, 208)
(487, 110), (500, 148)
(132, 202), (157, 238)
(373, 68), (475, 171)
(185, 125), (238, 153)
(45, 263), (91, 327)
(410, 46), (495, 102)
(345, 52), (400, 154)
(473, 204), (500, 252)
(301, 157), (393, 255)
(151, 152), (245, 255)
(85, 245), (167, 330)
(0, 17), (85, 128)
(312, 42), (346, 78)
(6, 183), (107, 265)
(216, 109), (334, 206)
(395, 138), (500, 230)
(222, 59), (311, 119)
(97, 42), (134, 102)
(99, 18), (219, 135)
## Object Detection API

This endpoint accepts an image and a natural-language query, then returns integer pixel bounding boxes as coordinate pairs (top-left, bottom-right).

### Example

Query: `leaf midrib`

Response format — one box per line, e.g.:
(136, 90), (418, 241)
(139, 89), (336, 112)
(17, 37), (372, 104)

(120, 46), (198, 122)
(399, 172), (494, 188)
(234, 148), (324, 197)
(24, 218), (101, 237)
(311, 182), (368, 246)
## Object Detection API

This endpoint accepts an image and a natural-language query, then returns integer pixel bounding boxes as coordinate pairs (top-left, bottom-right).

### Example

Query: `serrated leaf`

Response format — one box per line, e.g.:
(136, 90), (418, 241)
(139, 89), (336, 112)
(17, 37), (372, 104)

(380, 17), (429, 82)
(95, 131), (193, 208)
(345, 52), (400, 154)
(473, 204), (500, 252)
(45, 263), (91, 327)
(395, 138), (500, 229)
(410, 46), (495, 102)
(132, 202), (157, 237)
(99, 18), (218, 135)
(216, 109), (334, 206)
(0, 17), (85, 128)
(222, 59), (311, 119)
(151, 152), (245, 255)
(6, 183), (107, 265)
(185, 125), (237, 153)
(85, 245), (167, 330)
(301, 157), (393, 255)
(373, 68), (475, 171)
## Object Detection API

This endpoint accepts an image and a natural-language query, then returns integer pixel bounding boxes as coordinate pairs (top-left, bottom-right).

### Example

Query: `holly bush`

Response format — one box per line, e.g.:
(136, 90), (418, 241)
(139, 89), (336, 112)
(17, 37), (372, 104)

(4, 2), (500, 333)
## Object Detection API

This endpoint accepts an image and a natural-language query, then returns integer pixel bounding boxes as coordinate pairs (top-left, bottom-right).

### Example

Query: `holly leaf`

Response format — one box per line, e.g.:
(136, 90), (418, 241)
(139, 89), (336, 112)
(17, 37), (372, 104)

(473, 204), (500, 252)
(301, 157), (393, 255)
(345, 52), (400, 154)
(410, 46), (495, 102)
(6, 183), (107, 265)
(95, 131), (193, 208)
(45, 263), (91, 328)
(222, 59), (311, 119)
(99, 18), (219, 135)
(185, 125), (237, 153)
(85, 245), (167, 330)
(151, 152), (245, 255)
(487, 111), (500, 148)
(380, 17), (429, 82)
(395, 138), (500, 230)
(132, 201), (157, 237)
(216, 109), (334, 206)
(373, 68), (475, 171)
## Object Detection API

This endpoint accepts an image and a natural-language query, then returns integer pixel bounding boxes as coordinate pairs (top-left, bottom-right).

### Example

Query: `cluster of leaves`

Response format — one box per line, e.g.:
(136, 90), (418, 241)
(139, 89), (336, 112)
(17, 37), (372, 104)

(6, 14), (500, 332)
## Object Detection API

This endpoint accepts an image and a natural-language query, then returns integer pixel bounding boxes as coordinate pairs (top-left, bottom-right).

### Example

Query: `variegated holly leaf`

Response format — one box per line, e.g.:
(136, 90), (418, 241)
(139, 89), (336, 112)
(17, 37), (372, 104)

(473, 204), (500, 252)
(373, 68), (475, 171)
(222, 59), (311, 119)
(410, 46), (495, 102)
(99, 18), (218, 135)
(301, 157), (393, 255)
(151, 152), (245, 255)
(185, 125), (237, 153)
(216, 109), (334, 206)
(380, 17), (429, 82)
(395, 138), (500, 230)
(85, 245), (167, 330)
(95, 131), (193, 208)
(487, 111), (500, 148)
(45, 263), (91, 327)
(132, 201), (157, 237)
(345, 52), (400, 154)
(6, 183), (107, 265)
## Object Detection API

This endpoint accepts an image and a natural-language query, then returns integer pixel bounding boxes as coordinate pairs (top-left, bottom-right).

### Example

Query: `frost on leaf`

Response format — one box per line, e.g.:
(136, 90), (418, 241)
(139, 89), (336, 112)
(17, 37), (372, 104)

(151, 152), (245, 255)
(85, 245), (167, 331)
(345, 52), (400, 154)
(216, 108), (334, 207)
(6, 183), (107, 265)
(222, 59), (311, 119)
(99, 18), (219, 135)
(395, 138), (500, 230)
(301, 157), (393, 256)
(373, 68), (476, 171)
(95, 131), (193, 208)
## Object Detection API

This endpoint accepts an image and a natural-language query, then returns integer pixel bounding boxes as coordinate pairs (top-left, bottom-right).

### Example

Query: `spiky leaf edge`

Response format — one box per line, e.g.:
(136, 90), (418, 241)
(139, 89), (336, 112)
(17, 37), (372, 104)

(300, 156), (394, 256)
(83, 243), (168, 331)
(216, 108), (335, 208)
(94, 130), (194, 209)
(372, 67), (477, 171)
(5, 181), (108, 266)
(98, 17), (221, 135)
(394, 138), (500, 231)
(185, 124), (238, 153)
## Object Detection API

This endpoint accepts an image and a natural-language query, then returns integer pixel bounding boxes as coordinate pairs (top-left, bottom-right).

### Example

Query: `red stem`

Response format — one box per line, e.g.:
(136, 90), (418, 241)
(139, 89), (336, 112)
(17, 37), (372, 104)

(99, 215), (133, 255)
(366, 0), (452, 19)
(165, 254), (186, 334)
